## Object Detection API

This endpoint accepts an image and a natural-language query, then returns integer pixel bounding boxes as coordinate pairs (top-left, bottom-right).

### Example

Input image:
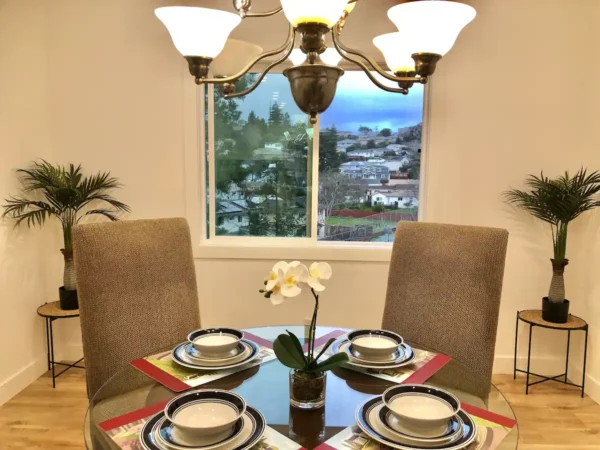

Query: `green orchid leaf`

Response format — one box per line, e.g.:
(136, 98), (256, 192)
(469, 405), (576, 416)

(313, 338), (337, 363)
(273, 335), (305, 369)
(314, 352), (349, 372)
(286, 330), (308, 365)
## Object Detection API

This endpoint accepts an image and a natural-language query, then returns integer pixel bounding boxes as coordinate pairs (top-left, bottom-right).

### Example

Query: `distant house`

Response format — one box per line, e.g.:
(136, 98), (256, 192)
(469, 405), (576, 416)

(216, 200), (249, 234)
(347, 149), (375, 158)
(340, 162), (389, 183)
(386, 144), (407, 152)
(369, 187), (419, 209)
(382, 158), (410, 174)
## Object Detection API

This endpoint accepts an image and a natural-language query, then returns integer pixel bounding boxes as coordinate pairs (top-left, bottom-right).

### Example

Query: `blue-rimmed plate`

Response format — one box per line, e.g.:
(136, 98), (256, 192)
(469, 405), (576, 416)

(171, 339), (259, 370)
(140, 405), (266, 450)
(331, 338), (415, 369)
(355, 397), (477, 450)
(378, 404), (464, 447)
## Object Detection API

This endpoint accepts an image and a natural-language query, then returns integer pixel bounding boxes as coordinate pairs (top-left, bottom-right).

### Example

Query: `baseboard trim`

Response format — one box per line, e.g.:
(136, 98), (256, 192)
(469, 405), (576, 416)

(0, 357), (47, 406)
(569, 365), (600, 404)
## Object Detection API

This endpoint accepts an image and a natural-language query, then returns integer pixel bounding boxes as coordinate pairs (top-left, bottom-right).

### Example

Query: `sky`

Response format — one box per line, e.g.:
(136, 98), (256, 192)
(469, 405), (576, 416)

(236, 71), (424, 133)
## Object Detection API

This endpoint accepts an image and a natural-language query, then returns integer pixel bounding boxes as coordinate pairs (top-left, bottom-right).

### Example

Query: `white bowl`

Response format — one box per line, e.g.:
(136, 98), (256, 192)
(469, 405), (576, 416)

(382, 385), (460, 435)
(348, 329), (403, 358)
(188, 328), (244, 357)
(165, 390), (246, 444)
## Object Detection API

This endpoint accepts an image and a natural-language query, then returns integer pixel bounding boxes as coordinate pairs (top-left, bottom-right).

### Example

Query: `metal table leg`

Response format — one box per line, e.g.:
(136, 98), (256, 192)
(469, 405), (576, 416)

(45, 318), (51, 371)
(525, 324), (533, 395)
(565, 330), (571, 383)
(582, 327), (589, 398)
(49, 318), (56, 388)
(513, 312), (519, 379)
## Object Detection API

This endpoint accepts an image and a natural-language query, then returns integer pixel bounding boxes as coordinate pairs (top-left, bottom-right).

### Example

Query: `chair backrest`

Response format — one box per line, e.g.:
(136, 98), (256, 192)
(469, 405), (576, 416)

(73, 218), (201, 399)
(382, 222), (508, 398)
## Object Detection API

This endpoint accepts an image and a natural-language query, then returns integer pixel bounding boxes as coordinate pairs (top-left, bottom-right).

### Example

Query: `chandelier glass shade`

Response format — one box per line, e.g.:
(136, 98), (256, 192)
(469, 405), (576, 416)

(280, 0), (351, 27)
(372, 32), (415, 73)
(387, 1), (476, 56)
(155, 0), (476, 122)
(155, 7), (241, 58)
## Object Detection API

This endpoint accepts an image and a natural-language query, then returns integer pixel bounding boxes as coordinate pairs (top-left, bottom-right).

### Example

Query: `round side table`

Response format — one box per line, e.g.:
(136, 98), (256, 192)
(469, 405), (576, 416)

(37, 301), (85, 388)
(513, 309), (588, 397)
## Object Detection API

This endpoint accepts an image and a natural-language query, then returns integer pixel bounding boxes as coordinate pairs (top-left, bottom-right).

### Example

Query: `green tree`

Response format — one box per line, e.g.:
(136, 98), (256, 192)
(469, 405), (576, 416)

(379, 128), (392, 137)
(408, 161), (421, 180)
(395, 136), (402, 144)
(358, 125), (372, 136)
(367, 140), (376, 149)
(319, 126), (342, 173)
(383, 150), (397, 157)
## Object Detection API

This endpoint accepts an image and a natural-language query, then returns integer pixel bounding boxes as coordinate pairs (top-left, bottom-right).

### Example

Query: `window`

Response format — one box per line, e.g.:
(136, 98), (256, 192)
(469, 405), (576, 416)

(204, 71), (424, 245)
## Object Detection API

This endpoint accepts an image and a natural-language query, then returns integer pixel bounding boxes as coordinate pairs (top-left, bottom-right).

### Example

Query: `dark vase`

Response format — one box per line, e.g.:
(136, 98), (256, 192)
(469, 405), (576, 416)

(59, 286), (79, 310)
(542, 296), (569, 323)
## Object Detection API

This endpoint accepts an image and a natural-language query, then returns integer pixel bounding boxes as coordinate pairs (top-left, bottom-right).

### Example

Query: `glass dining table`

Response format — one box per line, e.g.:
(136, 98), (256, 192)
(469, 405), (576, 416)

(85, 326), (518, 450)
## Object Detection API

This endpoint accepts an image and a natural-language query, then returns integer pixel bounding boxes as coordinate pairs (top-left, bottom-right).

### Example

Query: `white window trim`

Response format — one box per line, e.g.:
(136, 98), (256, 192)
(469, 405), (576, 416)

(183, 71), (432, 262)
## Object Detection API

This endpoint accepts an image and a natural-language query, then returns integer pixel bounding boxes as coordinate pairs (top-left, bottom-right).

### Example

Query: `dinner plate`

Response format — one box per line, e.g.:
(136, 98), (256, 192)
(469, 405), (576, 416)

(156, 415), (245, 449)
(171, 339), (260, 370)
(185, 342), (245, 361)
(378, 404), (464, 446)
(140, 406), (266, 450)
(331, 339), (415, 369)
(355, 397), (477, 450)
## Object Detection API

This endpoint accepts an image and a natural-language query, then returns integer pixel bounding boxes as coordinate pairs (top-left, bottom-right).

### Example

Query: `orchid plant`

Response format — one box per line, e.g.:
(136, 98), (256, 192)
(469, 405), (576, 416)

(260, 261), (349, 374)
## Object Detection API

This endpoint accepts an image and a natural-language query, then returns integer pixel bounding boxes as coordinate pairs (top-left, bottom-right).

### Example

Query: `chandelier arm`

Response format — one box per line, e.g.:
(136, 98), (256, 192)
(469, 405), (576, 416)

(332, 26), (423, 84)
(245, 6), (283, 17)
(224, 34), (296, 99)
(198, 24), (294, 84)
(333, 42), (409, 95)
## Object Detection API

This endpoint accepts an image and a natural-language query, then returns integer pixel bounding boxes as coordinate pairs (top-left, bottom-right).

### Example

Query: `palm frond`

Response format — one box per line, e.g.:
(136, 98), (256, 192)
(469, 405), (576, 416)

(79, 209), (120, 222)
(76, 193), (130, 213)
(505, 168), (600, 225)
(1, 197), (60, 228)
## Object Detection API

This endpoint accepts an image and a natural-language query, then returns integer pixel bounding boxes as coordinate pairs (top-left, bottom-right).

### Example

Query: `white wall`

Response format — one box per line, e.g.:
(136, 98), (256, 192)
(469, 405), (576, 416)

(1, 0), (599, 405)
(0, 0), (61, 405)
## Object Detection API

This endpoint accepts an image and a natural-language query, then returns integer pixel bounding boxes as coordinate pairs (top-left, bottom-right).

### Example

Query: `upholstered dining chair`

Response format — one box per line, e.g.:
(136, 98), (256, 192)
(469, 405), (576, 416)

(382, 222), (508, 400)
(73, 218), (201, 401)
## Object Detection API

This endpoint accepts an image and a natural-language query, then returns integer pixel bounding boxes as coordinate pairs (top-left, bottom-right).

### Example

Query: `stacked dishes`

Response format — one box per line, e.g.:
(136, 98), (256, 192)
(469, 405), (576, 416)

(356, 385), (477, 450)
(140, 390), (266, 450)
(172, 328), (260, 370)
(331, 329), (415, 369)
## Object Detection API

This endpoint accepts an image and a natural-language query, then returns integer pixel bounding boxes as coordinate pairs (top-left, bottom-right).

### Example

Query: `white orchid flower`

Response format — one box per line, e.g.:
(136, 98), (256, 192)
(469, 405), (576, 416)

(307, 262), (332, 292)
(264, 261), (309, 305)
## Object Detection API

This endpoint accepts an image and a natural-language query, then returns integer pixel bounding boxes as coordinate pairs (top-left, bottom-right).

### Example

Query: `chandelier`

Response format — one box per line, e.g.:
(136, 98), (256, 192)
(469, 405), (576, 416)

(155, 0), (476, 124)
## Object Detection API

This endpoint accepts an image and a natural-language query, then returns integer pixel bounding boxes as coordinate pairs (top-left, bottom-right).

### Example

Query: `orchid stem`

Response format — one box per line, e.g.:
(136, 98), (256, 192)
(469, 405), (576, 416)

(308, 288), (319, 365)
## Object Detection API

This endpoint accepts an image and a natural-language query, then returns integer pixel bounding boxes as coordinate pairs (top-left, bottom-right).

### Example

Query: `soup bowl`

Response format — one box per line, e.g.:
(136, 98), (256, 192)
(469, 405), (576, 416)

(348, 329), (403, 358)
(188, 328), (244, 357)
(165, 390), (246, 444)
(382, 385), (460, 436)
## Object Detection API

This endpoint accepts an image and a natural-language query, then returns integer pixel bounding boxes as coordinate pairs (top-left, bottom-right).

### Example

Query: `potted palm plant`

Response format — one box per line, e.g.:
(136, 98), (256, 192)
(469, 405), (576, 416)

(504, 169), (600, 323)
(260, 261), (348, 409)
(2, 160), (130, 310)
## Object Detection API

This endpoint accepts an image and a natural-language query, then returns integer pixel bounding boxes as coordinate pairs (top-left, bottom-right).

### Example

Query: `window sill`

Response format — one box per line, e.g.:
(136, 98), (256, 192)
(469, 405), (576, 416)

(194, 239), (392, 262)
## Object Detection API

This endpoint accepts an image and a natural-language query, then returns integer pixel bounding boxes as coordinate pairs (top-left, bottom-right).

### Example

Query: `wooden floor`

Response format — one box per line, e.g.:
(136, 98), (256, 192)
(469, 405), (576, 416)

(0, 371), (599, 449)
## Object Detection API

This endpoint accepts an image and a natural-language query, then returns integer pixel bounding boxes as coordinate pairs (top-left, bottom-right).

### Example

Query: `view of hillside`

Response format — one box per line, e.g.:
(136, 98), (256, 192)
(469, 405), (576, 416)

(212, 72), (424, 242)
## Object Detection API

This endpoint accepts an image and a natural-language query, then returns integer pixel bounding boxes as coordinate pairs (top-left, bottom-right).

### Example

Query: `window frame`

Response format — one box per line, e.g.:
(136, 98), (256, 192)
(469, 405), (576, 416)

(183, 69), (432, 262)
